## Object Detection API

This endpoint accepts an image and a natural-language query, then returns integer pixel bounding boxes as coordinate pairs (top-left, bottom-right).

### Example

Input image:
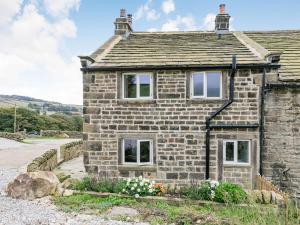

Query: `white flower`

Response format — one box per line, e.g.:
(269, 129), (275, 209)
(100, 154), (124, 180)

(134, 183), (137, 187)
(139, 176), (143, 181)
(151, 181), (155, 185)
(131, 187), (135, 190)
(211, 190), (215, 199)
(127, 178), (131, 183)
(210, 180), (219, 189)
(134, 194), (139, 198)
(122, 189), (126, 193)
(137, 188), (141, 192)
(149, 189), (153, 193)
(140, 182), (144, 186)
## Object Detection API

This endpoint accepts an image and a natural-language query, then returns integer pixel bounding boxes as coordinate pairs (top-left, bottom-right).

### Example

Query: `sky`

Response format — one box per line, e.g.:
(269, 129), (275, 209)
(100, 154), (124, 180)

(1, 0), (300, 105)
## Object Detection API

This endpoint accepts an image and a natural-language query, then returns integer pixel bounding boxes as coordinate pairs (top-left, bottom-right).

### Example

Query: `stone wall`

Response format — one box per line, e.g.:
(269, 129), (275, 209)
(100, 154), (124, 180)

(27, 149), (58, 172)
(264, 86), (300, 198)
(60, 140), (83, 162)
(0, 132), (25, 142)
(40, 130), (82, 138)
(83, 69), (263, 187)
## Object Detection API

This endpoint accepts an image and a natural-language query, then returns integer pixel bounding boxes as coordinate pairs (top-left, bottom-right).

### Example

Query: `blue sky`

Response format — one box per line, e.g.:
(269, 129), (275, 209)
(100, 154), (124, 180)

(0, 0), (300, 104)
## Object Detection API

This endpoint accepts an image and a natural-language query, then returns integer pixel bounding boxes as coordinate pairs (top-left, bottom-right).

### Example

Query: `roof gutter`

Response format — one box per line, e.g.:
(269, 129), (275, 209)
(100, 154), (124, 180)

(80, 63), (280, 72)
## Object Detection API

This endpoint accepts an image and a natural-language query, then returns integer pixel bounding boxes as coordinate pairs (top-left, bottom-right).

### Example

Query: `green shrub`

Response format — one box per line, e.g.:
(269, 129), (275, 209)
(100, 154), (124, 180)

(70, 176), (127, 193)
(214, 182), (247, 204)
(180, 180), (219, 201)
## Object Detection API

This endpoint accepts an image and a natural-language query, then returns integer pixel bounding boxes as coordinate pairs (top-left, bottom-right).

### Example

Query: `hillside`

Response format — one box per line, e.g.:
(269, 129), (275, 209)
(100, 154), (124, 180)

(0, 95), (82, 115)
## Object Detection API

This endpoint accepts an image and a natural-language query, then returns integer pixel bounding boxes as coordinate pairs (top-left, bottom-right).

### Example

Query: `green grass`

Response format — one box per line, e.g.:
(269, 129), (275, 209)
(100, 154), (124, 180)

(53, 194), (300, 225)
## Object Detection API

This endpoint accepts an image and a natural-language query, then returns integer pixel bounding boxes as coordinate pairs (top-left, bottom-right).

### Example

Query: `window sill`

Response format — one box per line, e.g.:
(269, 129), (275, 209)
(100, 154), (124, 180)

(117, 99), (156, 104)
(118, 165), (156, 172)
(223, 163), (251, 168)
(187, 99), (227, 104)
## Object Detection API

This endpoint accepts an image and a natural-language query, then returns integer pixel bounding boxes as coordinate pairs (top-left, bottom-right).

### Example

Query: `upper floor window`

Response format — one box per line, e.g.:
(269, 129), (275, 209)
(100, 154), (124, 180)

(191, 72), (222, 99)
(223, 140), (250, 165)
(122, 139), (153, 165)
(122, 73), (153, 99)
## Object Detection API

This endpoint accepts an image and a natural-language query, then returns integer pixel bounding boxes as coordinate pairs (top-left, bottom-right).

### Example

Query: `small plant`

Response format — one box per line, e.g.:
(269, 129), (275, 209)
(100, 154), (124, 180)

(70, 176), (127, 193)
(122, 176), (165, 198)
(180, 180), (219, 201)
(214, 182), (247, 204)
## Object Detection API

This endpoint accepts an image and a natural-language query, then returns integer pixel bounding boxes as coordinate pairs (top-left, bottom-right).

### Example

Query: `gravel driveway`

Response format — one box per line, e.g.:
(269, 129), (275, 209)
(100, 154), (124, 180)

(0, 138), (145, 225)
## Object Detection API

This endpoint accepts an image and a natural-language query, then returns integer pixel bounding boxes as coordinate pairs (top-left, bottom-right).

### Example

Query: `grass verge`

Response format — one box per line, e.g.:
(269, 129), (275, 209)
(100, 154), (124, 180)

(53, 194), (300, 225)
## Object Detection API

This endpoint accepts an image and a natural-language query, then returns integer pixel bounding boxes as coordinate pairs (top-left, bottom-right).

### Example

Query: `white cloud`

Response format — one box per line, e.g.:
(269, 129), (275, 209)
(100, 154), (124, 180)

(0, 2), (82, 104)
(161, 15), (196, 31)
(147, 27), (158, 32)
(201, 13), (216, 31)
(43, 0), (80, 17)
(161, 0), (175, 14)
(0, 0), (22, 26)
(135, 0), (160, 21)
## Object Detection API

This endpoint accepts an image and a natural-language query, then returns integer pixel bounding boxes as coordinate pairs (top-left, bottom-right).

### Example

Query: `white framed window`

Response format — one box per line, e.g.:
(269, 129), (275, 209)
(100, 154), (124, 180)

(122, 139), (153, 165)
(223, 140), (250, 165)
(191, 71), (222, 99)
(122, 73), (153, 99)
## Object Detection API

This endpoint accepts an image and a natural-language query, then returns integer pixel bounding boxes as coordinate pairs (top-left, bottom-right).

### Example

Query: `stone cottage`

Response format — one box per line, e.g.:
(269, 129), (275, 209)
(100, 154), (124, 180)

(80, 5), (300, 198)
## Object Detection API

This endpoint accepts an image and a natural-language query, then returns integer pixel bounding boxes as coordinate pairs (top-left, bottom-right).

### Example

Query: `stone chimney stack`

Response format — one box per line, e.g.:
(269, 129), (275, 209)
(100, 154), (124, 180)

(114, 9), (133, 36)
(215, 4), (230, 34)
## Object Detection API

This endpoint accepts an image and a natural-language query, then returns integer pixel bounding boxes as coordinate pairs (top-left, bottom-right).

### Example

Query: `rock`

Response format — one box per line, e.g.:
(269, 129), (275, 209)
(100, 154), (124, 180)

(62, 178), (79, 189)
(108, 206), (139, 217)
(57, 133), (69, 138)
(270, 191), (276, 204)
(55, 172), (71, 183)
(63, 189), (74, 197)
(252, 190), (263, 203)
(262, 190), (271, 204)
(6, 171), (60, 200)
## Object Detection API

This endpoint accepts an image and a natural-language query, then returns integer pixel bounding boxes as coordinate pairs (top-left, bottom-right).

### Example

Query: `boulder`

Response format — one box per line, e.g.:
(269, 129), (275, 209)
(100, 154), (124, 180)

(62, 178), (79, 189)
(6, 171), (60, 200)
(262, 190), (271, 204)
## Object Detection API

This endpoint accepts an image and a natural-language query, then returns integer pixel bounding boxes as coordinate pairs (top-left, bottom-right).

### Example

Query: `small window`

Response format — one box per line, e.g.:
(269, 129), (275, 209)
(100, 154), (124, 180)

(191, 72), (222, 99)
(122, 139), (153, 165)
(223, 140), (250, 165)
(123, 73), (153, 99)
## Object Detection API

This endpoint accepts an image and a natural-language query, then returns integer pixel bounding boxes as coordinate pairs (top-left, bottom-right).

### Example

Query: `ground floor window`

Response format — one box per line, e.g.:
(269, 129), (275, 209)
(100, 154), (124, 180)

(223, 140), (250, 165)
(122, 139), (153, 165)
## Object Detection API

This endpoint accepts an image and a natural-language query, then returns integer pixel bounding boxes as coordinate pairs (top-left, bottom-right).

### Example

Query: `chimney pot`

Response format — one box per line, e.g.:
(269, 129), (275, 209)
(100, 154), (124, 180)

(120, 9), (126, 17)
(219, 4), (225, 14)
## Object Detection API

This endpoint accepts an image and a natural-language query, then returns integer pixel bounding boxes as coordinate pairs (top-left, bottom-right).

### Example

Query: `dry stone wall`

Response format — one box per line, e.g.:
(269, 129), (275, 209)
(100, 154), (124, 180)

(60, 140), (83, 161)
(0, 132), (25, 142)
(27, 149), (58, 172)
(83, 69), (262, 187)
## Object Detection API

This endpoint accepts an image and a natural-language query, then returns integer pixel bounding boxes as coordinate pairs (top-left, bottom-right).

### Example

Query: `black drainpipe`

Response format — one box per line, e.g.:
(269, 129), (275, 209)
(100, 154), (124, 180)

(205, 55), (236, 179)
(259, 68), (266, 175)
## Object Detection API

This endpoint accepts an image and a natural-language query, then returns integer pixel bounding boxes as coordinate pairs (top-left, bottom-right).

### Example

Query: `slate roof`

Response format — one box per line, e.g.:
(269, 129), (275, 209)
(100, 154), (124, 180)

(89, 32), (266, 69)
(246, 31), (300, 81)
(87, 30), (300, 81)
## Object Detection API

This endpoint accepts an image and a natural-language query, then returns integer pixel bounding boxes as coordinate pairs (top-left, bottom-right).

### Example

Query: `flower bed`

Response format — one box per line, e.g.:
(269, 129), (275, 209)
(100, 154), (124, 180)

(122, 176), (166, 198)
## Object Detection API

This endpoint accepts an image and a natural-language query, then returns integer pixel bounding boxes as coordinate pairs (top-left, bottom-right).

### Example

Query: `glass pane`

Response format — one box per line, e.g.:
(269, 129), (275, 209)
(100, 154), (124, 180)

(207, 72), (221, 97)
(124, 75), (137, 98)
(225, 142), (234, 162)
(140, 141), (150, 163)
(124, 139), (137, 163)
(139, 75), (151, 97)
(238, 141), (249, 163)
(193, 74), (204, 96)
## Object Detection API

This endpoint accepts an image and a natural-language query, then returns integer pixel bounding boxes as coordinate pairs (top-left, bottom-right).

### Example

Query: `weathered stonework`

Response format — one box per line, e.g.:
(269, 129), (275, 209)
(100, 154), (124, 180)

(83, 69), (263, 187)
(264, 86), (300, 198)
